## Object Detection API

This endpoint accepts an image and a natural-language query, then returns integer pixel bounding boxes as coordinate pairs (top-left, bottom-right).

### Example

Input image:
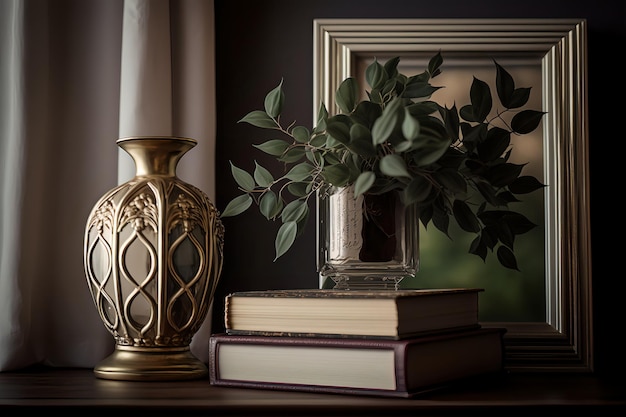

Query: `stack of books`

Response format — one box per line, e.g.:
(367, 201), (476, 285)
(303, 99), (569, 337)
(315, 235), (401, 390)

(208, 288), (506, 398)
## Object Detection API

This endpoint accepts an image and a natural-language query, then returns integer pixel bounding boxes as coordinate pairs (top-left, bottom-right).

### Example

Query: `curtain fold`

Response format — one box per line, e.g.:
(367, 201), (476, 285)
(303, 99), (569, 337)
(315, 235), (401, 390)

(0, 0), (29, 371)
(0, 0), (216, 371)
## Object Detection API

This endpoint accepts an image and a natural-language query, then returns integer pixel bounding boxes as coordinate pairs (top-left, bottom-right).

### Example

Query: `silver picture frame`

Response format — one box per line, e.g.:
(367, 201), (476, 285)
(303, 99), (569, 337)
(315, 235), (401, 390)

(313, 18), (591, 372)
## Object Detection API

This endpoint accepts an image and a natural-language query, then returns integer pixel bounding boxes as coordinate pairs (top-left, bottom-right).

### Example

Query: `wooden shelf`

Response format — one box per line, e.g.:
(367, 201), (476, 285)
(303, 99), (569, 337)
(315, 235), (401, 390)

(0, 367), (624, 415)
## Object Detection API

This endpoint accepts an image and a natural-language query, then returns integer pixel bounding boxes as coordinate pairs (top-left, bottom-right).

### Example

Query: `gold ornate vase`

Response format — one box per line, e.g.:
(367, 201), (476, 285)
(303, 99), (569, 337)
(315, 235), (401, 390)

(83, 136), (224, 381)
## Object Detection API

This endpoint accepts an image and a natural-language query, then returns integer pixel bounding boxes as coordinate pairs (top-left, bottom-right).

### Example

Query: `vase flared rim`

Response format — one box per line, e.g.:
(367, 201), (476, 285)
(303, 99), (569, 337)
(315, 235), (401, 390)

(117, 136), (197, 146)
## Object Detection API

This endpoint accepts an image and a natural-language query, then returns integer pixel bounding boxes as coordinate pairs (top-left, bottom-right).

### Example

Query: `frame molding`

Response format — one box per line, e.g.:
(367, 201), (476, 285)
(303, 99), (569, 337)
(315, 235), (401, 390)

(313, 18), (591, 372)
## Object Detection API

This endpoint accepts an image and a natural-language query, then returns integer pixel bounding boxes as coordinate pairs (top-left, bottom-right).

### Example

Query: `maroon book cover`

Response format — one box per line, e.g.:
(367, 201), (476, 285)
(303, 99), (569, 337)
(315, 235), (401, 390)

(209, 327), (506, 398)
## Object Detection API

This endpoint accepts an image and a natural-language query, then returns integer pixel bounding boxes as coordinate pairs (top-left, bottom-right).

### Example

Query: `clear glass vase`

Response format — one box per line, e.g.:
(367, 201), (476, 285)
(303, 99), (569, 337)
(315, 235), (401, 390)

(317, 186), (419, 290)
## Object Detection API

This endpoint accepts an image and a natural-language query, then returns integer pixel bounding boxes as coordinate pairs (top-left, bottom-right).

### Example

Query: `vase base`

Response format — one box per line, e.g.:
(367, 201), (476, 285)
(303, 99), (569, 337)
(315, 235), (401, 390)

(93, 345), (207, 381)
(330, 275), (404, 290)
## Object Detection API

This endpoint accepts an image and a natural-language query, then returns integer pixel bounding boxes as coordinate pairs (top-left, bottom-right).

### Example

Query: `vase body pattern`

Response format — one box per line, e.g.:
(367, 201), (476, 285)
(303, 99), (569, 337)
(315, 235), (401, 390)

(317, 186), (419, 290)
(83, 136), (224, 380)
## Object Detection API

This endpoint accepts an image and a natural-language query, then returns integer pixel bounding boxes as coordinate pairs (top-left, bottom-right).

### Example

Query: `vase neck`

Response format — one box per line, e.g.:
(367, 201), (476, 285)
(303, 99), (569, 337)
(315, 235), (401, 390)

(117, 136), (197, 177)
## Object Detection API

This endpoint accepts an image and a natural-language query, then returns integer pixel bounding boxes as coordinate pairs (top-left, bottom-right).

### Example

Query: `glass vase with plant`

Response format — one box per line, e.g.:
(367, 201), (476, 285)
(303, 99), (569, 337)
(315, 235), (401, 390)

(221, 52), (545, 273)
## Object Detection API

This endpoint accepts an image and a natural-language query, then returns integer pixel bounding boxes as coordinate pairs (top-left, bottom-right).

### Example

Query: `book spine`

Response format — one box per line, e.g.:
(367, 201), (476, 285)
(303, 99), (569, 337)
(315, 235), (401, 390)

(393, 341), (410, 393)
(223, 296), (232, 329)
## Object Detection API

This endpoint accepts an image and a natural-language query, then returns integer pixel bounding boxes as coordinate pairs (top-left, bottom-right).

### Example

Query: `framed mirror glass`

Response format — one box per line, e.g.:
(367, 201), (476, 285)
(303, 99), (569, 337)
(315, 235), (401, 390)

(314, 18), (591, 371)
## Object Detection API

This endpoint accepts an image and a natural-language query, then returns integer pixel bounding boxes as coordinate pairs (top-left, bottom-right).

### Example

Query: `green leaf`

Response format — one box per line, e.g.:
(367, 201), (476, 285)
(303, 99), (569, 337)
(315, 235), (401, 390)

(459, 122), (486, 152)
(469, 77), (492, 122)
(316, 103), (328, 128)
(428, 51), (443, 78)
(469, 235), (487, 261)
(442, 104), (460, 142)
(481, 225), (499, 249)
(385, 79), (402, 100)
(411, 137), (451, 167)
(287, 182), (309, 198)
(434, 169), (467, 194)
(230, 161), (255, 190)
(418, 203), (433, 227)
(476, 210), (506, 226)
(437, 147), (465, 170)
(372, 98), (402, 145)
(259, 191), (280, 219)
(495, 61), (514, 107)
(478, 127), (510, 162)
(354, 171), (376, 196)
(306, 152), (323, 170)
(394, 140), (413, 153)
(509, 175), (545, 194)
(403, 175), (432, 205)
(253, 140), (289, 156)
(348, 124), (376, 157)
(238, 110), (278, 129)
(401, 109), (420, 140)
(501, 211), (537, 235)
(485, 163), (524, 188)
(365, 58), (386, 90)
(453, 199), (481, 233)
(285, 163), (314, 181)
(511, 110), (545, 134)
(431, 204), (451, 237)
(496, 190), (520, 204)
(323, 153), (342, 165)
(497, 220), (515, 248)
(459, 104), (478, 123)
(220, 194), (252, 217)
(383, 56), (401, 78)
(346, 153), (364, 179)
(274, 221), (298, 261)
(279, 146), (306, 163)
(508, 87), (531, 109)
(352, 101), (383, 128)
(264, 79), (284, 118)
(336, 77), (359, 114)
(325, 115), (351, 145)
(407, 100), (439, 116)
(310, 134), (328, 148)
(295, 207), (310, 239)
(475, 181), (504, 207)
(292, 126), (310, 143)
(253, 161), (274, 187)
(281, 199), (309, 223)
(497, 245), (519, 271)
(403, 80), (441, 99)
(379, 154), (411, 178)
(322, 164), (351, 187)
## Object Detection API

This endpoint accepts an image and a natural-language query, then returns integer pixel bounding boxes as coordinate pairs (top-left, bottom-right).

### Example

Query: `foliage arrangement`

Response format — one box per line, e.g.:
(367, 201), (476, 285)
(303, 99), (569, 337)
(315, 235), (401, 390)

(221, 52), (545, 270)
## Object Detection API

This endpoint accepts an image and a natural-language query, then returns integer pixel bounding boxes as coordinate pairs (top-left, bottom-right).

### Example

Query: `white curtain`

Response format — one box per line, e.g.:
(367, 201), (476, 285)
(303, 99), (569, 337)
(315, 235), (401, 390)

(0, 0), (216, 371)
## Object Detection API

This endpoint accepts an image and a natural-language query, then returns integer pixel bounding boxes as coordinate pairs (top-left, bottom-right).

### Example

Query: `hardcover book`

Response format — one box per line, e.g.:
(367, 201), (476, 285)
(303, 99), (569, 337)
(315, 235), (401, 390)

(209, 327), (506, 398)
(224, 288), (483, 339)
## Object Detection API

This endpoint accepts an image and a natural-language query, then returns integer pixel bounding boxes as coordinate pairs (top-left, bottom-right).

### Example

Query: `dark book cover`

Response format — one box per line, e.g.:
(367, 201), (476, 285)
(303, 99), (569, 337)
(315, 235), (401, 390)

(209, 327), (506, 398)
(224, 288), (484, 340)
(227, 288), (483, 299)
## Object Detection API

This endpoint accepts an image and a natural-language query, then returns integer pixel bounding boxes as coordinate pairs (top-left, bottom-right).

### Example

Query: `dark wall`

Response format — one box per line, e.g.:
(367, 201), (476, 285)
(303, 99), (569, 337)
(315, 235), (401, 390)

(213, 0), (625, 377)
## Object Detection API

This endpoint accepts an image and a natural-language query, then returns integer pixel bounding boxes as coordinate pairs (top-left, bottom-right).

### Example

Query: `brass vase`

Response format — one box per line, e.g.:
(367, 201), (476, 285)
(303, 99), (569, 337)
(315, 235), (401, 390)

(83, 136), (224, 381)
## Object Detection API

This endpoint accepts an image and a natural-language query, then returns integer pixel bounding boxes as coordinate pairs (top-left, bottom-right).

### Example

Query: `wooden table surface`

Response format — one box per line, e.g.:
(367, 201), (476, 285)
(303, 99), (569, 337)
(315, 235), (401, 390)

(1, 366), (624, 416)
